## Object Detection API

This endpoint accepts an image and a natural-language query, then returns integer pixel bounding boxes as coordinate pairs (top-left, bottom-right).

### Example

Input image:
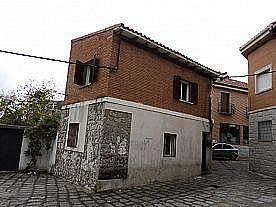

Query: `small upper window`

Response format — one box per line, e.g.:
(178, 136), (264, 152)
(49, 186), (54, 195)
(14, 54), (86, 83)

(163, 133), (176, 157)
(67, 123), (79, 148)
(255, 65), (272, 94)
(180, 80), (190, 102)
(74, 59), (99, 86)
(173, 76), (198, 104)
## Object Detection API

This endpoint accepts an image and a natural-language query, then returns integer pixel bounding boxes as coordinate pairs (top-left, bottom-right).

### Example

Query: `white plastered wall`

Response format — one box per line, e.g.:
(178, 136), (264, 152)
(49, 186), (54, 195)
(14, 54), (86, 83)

(103, 98), (210, 187)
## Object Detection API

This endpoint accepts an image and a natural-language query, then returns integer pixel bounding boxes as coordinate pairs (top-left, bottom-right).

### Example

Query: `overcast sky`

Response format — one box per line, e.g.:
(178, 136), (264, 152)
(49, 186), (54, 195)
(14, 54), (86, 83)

(0, 0), (275, 93)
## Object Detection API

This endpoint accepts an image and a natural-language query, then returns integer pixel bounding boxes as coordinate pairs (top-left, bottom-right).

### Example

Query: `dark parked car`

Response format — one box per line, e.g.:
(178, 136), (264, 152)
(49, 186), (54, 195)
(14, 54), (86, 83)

(212, 143), (238, 160)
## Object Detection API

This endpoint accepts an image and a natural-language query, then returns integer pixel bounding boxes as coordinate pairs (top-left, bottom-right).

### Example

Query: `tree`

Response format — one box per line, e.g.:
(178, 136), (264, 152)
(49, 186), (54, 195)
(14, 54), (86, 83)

(0, 80), (61, 169)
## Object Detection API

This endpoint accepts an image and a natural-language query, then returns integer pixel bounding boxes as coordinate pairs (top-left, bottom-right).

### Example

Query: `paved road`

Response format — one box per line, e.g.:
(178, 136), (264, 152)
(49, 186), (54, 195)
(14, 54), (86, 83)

(1, 161), (276, 206)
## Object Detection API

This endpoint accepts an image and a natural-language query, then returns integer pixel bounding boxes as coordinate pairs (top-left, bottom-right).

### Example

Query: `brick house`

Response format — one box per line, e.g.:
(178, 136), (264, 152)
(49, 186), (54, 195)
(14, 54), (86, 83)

(240, 21), (276, 177)
(211, 78), (248, 146)
(53, 24), (221, 191)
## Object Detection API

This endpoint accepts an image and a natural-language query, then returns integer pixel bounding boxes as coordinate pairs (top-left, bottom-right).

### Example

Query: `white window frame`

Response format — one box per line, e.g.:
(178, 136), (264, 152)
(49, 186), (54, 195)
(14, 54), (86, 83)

(180, 80), (190, 102)
(85, 65), (91, 86)
(65, 105), (88, 152)
(163, 133), (177, 157)
(66, 122), (80, 149)
(255, 64), (272, 94)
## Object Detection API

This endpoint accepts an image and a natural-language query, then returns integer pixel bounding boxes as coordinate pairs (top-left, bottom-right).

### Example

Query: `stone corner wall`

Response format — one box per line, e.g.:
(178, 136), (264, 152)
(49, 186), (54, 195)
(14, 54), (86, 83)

(53, 103), (132, 190)
(249, 108), (276, 177)
(98, 109), (132, 180)
(53, 103), (105, 190)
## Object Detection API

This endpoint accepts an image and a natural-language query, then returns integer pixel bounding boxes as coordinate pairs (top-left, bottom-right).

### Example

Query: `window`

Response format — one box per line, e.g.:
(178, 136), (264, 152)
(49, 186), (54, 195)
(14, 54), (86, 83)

(223, 144), (233, 149)
(258, 120), (272, 142)
(173, 76), (198, 104)
(74, 59), (99, 86)
(213, 143), (223, 149)
(163, 133), (176, 157)
(67, 123), (79, 148)
(243, 126), (249, 145)
(220, 123), (240, 145)
(180, 80), (190, 102)
(220, 92), (230, 113)
(255, 65), (272, 94)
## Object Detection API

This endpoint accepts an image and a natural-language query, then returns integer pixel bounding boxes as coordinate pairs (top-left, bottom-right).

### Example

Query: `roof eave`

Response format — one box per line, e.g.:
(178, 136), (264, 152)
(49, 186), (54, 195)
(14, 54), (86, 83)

(114, 27), (221, 78)
(240, 22), (276, 58)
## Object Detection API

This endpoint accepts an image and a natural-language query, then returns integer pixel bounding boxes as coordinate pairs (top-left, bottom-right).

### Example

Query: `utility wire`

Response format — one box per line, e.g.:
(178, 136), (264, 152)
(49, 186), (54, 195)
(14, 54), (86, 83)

(230, 70), (276, 78)
(0, 49), (116, 70)
(0, 48), (274, 79)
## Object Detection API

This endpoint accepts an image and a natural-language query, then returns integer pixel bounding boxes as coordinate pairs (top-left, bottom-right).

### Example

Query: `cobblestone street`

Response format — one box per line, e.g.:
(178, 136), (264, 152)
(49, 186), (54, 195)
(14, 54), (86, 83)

(1, 161), (276, 206)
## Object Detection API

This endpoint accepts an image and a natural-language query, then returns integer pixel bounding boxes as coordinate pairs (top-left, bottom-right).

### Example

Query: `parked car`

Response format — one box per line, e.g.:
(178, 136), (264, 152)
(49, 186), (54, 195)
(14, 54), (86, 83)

(212, 143), (238, 160)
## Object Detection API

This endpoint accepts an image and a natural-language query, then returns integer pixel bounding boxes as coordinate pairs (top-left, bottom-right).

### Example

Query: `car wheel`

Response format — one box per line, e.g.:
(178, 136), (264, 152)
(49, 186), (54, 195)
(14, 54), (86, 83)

(230, 154), (237, 161)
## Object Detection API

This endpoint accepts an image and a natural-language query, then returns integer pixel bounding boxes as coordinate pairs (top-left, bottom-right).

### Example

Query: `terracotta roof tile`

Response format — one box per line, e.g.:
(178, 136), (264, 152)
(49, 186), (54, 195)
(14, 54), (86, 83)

(215, 78), (247, 90)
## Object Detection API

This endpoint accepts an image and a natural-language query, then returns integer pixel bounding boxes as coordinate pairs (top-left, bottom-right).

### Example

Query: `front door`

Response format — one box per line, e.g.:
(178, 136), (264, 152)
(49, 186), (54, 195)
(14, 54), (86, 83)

(201, 132), (208, 171)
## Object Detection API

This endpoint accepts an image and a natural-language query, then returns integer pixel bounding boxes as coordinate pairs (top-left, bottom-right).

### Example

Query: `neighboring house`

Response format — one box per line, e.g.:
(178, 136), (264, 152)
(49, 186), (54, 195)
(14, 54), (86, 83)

(240, 21), (276, 177)
(211, 79), (248, 146)
(53, 24), (221, 191)
(0, 124), (56, 171)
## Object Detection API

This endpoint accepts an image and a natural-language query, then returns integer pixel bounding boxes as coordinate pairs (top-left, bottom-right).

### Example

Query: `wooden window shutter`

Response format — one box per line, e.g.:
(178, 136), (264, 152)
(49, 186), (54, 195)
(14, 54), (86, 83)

(173, 76), (181, 100)
(74, 60), (86, 86)
(190, 82), (198, 104)
(89, 59), (99, 84)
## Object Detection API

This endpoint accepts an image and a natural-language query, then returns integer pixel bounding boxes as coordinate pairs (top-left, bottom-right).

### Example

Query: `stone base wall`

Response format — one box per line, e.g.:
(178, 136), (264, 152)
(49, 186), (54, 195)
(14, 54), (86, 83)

(53, 103), (105, 189)
(53, 103), (132, 190)
(249, 108), (276, 177)
(98, 109), (132, 180)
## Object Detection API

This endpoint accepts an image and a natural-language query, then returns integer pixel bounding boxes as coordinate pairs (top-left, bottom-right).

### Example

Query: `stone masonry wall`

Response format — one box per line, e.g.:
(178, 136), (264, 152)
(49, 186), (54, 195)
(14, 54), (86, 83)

(249, 108), (276, 177)
(54, 103), (132, 189)
(98, 109), (132, 180)
(54, 103), (105, 190)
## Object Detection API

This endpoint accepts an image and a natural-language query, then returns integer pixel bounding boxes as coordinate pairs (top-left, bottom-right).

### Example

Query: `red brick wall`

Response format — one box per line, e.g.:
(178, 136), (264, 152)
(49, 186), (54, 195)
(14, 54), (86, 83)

(65, 31), (212, 119)
(211, 86), (248, 144)
(108, 39), (211, 119)
(247, 38), (276, 111)
(64, 30), (114, 105)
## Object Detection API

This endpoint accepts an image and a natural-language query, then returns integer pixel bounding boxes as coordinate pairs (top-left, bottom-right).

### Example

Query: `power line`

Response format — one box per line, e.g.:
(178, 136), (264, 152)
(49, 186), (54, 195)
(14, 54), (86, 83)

(230, 70), (276, 78)
(0, 48), (273, 79)
(0, 49), (116, 70)
(0, 49), (74, 65)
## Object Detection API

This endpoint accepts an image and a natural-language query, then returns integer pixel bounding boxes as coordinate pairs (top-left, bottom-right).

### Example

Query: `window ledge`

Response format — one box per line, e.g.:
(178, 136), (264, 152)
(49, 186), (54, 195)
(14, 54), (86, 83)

(64, 146), (84, 153)
(255, 87), (272, 95)
(79, 83), (92, 89)
(163, 155), (176, 157)
(179, 99), (194, 105)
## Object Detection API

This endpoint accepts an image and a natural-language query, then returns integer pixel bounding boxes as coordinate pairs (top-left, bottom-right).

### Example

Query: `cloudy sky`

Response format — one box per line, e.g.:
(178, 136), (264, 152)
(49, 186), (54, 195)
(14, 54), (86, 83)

(0, 0), (275, 93)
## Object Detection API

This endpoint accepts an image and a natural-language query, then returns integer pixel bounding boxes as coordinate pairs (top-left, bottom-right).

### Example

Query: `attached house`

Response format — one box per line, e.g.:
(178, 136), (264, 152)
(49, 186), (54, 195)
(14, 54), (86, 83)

(240, 21), (276, 177)
(53, 23), (221, 191)
(211, 78), (248, 145)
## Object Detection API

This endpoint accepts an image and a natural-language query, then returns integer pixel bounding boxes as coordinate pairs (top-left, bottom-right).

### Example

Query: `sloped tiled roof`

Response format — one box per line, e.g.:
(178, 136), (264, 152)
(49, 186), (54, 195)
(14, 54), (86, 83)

(215, 78), (248, 90)
(72, 23), (222, 78)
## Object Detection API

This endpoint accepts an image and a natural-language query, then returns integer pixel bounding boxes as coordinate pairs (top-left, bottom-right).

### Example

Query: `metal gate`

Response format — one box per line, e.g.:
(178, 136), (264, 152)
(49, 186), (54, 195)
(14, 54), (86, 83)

(0, 126), (24, 171)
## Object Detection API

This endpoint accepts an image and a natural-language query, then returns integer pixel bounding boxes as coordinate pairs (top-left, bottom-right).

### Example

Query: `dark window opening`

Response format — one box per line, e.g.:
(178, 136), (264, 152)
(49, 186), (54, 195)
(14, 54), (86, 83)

(163, 133), (176, 157)
(258, 120), (272, 142)
(218, 92), (234, 115)
(243, 126), (249, 145)
(173, 76), (198, 104)
(74, 59), (99, 86)
(67, 123), (79, 148)
(220, 123), (240, 145)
